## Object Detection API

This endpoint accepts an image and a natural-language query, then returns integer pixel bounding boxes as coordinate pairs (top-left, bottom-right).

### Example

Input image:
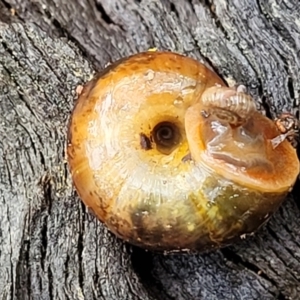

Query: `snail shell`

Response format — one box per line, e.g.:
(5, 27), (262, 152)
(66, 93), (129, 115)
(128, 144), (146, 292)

(67, 51), (299, 252)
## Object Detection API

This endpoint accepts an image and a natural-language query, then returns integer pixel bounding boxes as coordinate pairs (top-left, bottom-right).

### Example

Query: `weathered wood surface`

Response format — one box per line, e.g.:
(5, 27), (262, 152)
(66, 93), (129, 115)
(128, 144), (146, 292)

(0, 1), (300, 299)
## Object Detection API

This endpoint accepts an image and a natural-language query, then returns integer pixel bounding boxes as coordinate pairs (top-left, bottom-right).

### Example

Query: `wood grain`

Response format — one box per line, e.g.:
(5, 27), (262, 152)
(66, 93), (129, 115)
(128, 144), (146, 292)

(0, 1), (299, 299)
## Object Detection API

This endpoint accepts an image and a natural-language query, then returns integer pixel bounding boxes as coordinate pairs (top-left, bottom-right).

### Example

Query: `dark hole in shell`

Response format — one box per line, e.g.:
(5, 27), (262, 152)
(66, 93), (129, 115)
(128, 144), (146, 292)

(151, 121), (181, 154)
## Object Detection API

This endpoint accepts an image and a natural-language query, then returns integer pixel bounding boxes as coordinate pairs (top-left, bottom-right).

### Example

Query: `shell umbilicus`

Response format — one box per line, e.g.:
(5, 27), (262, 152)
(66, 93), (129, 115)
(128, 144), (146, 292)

(67, 51), (299, 252)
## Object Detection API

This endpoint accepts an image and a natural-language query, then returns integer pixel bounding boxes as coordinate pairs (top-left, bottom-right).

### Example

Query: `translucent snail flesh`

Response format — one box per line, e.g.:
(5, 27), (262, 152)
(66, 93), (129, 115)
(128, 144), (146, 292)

(67, 52), (299, 253)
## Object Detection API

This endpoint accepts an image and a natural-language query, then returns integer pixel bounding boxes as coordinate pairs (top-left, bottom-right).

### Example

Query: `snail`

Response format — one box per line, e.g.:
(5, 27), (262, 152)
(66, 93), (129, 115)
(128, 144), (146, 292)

(67, 51), (299, 253)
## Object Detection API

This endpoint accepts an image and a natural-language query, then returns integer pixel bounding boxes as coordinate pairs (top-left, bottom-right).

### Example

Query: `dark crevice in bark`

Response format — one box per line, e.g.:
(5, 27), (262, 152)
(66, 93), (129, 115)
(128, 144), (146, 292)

(77, 200), (85, 295)
(287, 77), (295, 101)
(64, 254), (70, 285)
(131, 248), (174, 300)
(16, 238), (31, 300)
(1, 39), (14, 58)
(94, 1), (125, 32)
(257, 78), (273, 119)
(292, 179), (300, 209)
(39, 174), (53, 300)
(277, 294), (289, 300)
(40, 216), (48, 273)
(50, 18), (69, 38)
(1, 0), (11, 9)
(169, 2), (179, 19)
(41, 217), (48, 271)
(202, 54), (227, 86)
(94, 1), (114, 25)
(48, 264), (53, 300)
(255, 0), (271, 22)
(62, 150), (69, 186)
(40, 174), (52, 272)
(39, 151), (46, 170)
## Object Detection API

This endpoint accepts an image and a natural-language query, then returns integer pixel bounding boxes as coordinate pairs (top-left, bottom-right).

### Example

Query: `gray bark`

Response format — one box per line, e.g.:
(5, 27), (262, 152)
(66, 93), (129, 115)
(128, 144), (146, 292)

(0, 0), (300, 299)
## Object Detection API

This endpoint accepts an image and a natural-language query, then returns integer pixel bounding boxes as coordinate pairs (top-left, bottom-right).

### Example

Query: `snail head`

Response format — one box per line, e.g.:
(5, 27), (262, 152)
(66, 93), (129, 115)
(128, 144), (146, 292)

(186, 85), (296, 192)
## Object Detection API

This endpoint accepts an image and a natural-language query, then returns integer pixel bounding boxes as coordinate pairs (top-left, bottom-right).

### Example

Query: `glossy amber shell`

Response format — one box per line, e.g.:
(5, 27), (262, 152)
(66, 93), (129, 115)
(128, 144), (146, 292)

(67, 51), (299, 252)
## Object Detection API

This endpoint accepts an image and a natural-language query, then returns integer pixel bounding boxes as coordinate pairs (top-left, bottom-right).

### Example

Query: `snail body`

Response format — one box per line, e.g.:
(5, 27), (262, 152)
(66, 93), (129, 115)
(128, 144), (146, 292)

(67, 51), (299, 252)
